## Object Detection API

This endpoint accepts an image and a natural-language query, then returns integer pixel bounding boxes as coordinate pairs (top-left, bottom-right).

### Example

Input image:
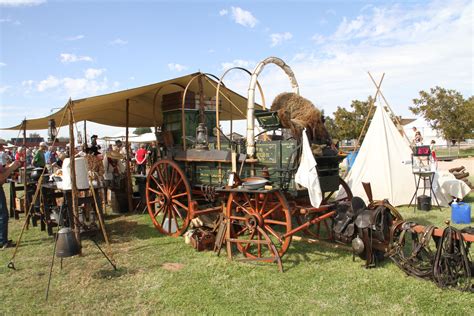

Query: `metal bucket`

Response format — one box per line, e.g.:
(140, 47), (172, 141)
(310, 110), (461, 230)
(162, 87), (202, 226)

(417, 195), (431, 211)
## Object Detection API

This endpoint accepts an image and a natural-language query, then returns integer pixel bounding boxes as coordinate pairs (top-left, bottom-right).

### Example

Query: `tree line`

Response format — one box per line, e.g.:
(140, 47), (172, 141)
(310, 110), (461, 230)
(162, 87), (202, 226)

(325, 86), (474, 145)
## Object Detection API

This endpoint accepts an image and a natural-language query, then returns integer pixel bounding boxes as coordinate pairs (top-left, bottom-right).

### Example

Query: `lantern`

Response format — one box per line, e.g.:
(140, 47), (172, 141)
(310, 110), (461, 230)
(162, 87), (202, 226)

(195, 123), (209, 150)
(48, 119), (57, 142)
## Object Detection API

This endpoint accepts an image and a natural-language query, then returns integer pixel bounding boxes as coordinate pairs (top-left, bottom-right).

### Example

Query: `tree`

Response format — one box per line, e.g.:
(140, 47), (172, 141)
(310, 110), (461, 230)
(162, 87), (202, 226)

(332, 96), (376, 143)
(133, 127), (152, 135)
(410, 87), (474, 143)
(29, 132), (41, 138)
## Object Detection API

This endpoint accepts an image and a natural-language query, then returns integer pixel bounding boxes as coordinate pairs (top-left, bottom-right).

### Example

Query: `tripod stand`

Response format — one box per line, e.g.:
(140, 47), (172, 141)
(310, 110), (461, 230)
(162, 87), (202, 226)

(45, 195), (117, 300)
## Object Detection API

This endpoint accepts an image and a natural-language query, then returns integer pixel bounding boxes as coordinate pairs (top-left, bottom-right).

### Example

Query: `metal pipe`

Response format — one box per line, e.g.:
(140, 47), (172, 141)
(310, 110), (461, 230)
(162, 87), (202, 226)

(246, 57), (299, 158)
(68, 101), (81, 250)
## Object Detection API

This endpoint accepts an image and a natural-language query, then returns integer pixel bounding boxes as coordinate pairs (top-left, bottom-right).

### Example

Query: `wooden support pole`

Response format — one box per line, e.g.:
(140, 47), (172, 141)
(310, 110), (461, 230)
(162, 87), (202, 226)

(68, 101), (81, 250)
(22, 119), (27, 216)
(83, 120), (87, 147)
(125, 99), (133, 213)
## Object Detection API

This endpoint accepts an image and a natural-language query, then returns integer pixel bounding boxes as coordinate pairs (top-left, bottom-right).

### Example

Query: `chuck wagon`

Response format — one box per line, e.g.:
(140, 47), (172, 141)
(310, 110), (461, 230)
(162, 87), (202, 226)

(145, 57), (356, 265)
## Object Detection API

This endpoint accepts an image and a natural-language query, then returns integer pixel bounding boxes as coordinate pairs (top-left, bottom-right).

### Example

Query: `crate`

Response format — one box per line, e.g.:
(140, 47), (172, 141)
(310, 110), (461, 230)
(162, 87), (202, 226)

(162, 91), (196, 111)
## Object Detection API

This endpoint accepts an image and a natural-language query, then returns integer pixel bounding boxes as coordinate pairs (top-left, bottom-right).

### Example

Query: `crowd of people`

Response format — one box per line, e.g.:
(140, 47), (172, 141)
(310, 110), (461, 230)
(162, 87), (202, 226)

(0, 136), (160, 249)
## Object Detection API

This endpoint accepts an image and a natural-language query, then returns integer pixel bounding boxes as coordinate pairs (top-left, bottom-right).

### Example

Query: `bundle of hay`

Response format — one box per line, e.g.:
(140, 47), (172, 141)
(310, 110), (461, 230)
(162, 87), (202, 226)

(271, 92), (330, 144)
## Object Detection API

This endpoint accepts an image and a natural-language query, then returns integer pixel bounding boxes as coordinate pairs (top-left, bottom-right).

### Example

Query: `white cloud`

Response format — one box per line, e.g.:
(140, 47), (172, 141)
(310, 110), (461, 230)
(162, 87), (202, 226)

(0, 85), (11, 93)
(230, 7), (258, 28)
(311, 34), (325, 45)
(0, 17), (20, 25)
(270, 32), (293, 47)
(220, 0), (472, 127)
(0, 0), (45, 6)
(109, 38), (128, 45)
(220, 59), (254, 71)
(28, 69), (110, 98)
(168, 63), (188, 72)
(219, 9), (228, 16)
(0, 62), (6, 67)
(287, 0), (474, 118)
(37, 75), (61, 92)
(66, 35), (84, 41)
(84, 68), (105, 80)
(60, 53), (93, 63)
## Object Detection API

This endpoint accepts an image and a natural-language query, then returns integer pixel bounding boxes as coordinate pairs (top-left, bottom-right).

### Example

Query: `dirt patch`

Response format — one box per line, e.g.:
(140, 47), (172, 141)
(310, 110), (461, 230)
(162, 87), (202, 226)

(161, 262), (184, 272)
(437, 157), (474, 173)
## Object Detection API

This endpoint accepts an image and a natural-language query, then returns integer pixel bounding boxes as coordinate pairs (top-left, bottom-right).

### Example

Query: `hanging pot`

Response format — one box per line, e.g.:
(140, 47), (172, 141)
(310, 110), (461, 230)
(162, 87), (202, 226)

(55, 227), (81, 258)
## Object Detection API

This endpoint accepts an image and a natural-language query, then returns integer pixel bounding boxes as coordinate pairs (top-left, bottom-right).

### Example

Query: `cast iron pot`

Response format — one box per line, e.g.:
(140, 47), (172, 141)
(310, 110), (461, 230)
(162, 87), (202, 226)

(30, 168), (44, 181)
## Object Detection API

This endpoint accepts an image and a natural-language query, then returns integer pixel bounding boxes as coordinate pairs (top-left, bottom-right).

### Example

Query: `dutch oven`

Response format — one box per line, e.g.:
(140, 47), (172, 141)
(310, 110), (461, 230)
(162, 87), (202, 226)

(30, 168), (45, 181)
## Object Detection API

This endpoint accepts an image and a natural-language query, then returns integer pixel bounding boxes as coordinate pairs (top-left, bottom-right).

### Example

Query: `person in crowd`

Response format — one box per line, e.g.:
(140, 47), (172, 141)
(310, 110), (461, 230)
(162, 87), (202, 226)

(414, 131), (423, 146)
(33, 142), (47, 168)
(148, 141), (159, 167)
(0, 160), (21, 249)
(45, 146), (58, 172)
(430, 140), (437, 161)
(103, 146), (126, 205)
(25, 149), (33, 166)
(15, 146), (26, 167)
(135, 144), (147, 175)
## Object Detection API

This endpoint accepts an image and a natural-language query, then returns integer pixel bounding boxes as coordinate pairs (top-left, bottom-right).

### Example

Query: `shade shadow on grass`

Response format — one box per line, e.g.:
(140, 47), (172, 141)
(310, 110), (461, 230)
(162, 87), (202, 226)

(106, 218), (163, 242)
(92, 267), (135, 280)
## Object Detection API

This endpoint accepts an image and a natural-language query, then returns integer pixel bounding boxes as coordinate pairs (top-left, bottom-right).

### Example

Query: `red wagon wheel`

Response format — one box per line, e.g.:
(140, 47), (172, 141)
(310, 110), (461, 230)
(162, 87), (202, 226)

(146, 159), (192, 237)
(228, 190), (292, 261)
(296, 177), (353, 239)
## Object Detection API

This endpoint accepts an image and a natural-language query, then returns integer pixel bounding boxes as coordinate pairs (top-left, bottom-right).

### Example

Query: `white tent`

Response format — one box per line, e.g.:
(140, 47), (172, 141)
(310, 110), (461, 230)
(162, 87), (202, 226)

(129, 132), (156, 143)
(339, 104), (416, 206)
(403, 117), (447, 146)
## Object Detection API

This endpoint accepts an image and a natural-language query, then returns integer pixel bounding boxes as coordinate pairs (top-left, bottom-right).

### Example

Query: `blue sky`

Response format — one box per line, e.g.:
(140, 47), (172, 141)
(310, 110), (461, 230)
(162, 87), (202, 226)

(0, 0), (472, 139)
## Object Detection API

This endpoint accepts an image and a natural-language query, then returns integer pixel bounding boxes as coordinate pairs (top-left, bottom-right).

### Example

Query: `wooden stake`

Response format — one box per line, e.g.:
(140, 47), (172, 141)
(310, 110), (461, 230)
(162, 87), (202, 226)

(68, 101), (81, 250)
(83, 120), (87, 147)
(125, 99), (133, 213)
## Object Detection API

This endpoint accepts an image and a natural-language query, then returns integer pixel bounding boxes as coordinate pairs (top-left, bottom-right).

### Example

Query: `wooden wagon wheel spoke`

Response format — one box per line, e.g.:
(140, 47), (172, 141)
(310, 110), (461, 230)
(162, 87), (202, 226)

(154, 205), (165, 218)
(146, 159), (192, 236)
(172, 192), (188, 199)
(235, 225), (249, 237)
(257, 193), (269, 213)
(262, 203), (281, 219)
(264, 224), (283, 243)
(169, 178), (184, 196)
(229, 190), (292, 261)
(264, 219), (287, 226)
(172, 199), (188, 211)
(171, 204), (184, 219)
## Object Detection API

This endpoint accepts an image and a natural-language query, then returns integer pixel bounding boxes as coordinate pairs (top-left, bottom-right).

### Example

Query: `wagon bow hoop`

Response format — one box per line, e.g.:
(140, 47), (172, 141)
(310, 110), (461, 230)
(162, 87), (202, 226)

(246, 57), (300, 158)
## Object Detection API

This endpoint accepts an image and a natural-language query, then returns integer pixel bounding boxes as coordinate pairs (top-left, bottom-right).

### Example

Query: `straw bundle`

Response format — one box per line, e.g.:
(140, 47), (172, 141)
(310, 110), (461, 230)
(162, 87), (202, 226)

(271, 92), (329, 143)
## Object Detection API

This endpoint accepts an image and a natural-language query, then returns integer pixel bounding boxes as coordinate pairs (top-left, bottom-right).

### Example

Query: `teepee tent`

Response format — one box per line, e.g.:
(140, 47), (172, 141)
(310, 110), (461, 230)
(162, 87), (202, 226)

(340, 104), (416, 206)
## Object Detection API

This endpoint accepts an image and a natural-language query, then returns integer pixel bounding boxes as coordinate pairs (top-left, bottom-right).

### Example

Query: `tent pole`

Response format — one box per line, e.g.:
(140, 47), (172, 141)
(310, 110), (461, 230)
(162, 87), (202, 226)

(83, 120), (87, 147)
(22, 119), (27, 218)
(68, 101), (81, 251)
(125, 100), (133, 213)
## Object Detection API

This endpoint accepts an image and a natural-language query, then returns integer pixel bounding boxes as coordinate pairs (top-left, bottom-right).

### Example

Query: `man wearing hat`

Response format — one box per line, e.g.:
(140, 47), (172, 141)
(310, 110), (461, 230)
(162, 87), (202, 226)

(33, 142), (47, 168)
(103, 146), (125, 189)
(1, 160), (21, 249)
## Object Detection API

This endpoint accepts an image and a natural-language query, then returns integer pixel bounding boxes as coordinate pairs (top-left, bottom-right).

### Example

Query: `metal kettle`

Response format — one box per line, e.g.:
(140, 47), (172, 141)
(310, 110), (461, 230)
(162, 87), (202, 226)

(55, 227), (81, 257)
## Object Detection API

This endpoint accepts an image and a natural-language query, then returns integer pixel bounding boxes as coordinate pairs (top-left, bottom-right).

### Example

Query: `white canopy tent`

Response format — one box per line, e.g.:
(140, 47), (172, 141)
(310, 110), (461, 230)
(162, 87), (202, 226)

(339, 104), (416, 206)
(129, 132), (156, 143)
(403, 118), (447, 146)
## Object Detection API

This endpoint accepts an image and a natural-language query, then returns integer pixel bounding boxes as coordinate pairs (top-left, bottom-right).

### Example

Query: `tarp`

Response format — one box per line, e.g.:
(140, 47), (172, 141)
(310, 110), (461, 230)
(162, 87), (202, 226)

(339, 104), (416, 206)
(3, 73), (259, 130)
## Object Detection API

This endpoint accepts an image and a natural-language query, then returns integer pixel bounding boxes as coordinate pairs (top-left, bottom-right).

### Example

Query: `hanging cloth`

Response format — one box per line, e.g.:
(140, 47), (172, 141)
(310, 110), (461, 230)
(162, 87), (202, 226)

(295, 129), (323, 207)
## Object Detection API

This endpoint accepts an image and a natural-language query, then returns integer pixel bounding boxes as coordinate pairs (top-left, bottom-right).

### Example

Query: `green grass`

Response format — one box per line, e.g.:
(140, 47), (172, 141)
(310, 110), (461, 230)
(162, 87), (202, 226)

(436, 146), (474, 158)
(1, 186), (473, 314)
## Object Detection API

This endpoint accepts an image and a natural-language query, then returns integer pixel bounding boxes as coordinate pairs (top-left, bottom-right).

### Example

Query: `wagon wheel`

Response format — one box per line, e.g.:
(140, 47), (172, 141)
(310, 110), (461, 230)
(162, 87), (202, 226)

(296, 177), (353, 239)
(228, 190), (292, 261)
(146, 159), (191, 237)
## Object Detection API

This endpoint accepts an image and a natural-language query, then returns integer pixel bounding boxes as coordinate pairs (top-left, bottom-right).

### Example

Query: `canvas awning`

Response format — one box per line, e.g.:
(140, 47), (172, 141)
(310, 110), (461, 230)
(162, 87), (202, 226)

(3, 72), (259, 130)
